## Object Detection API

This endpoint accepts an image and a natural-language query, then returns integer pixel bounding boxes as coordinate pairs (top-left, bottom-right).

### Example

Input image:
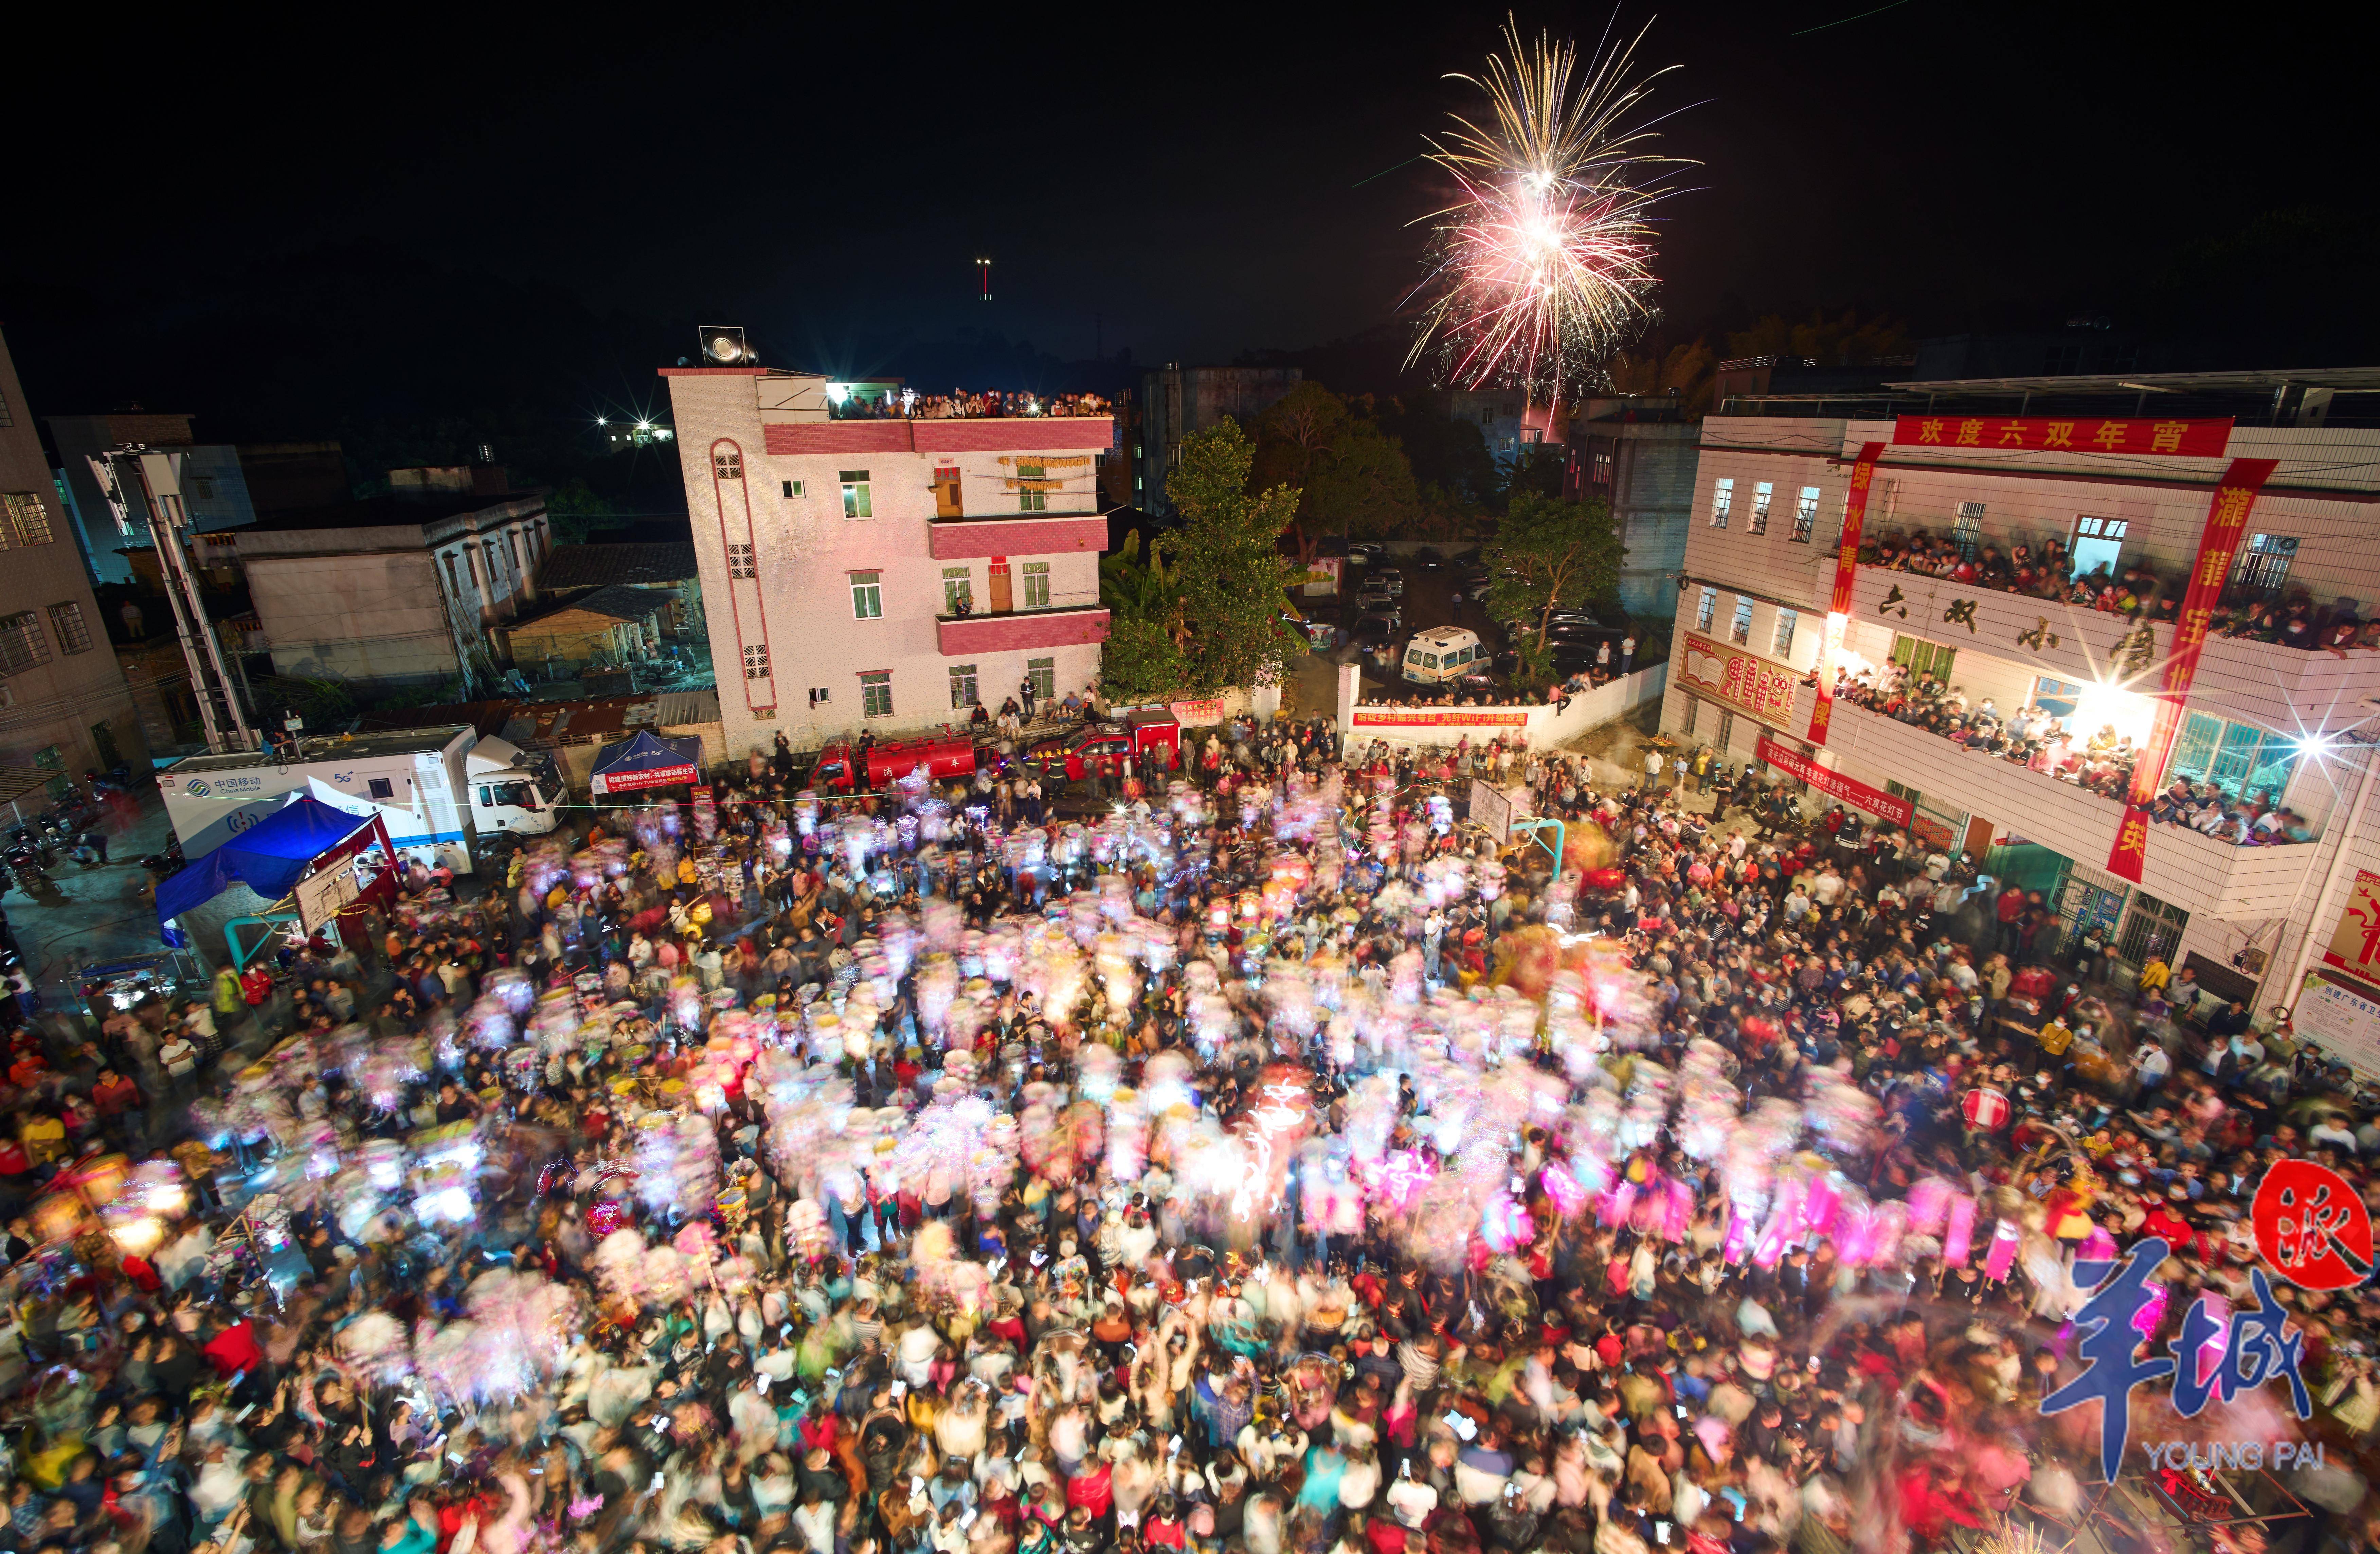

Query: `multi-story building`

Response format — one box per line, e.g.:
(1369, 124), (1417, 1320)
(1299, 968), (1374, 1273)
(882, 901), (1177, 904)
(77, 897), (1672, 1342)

(660, 368), (1115, 763)
(0, 328), (149, 784)
(1135, 365), (1300, 514)
(234, 466), (550, 691)
(46, 411), (260, 583)
(1564, 396), (1697, 618)
(1448, 388), (1562, 474)
(1667, 368), (2380, 1032)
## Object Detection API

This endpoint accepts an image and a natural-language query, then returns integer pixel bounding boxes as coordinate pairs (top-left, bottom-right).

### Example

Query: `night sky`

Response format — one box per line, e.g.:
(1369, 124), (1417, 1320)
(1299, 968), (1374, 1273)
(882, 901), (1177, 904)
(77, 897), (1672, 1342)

(2, 3), (2369, 468)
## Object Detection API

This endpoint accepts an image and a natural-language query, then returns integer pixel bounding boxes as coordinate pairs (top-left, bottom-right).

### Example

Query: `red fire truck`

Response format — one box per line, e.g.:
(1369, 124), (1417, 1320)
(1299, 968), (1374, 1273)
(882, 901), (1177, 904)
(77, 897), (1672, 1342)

(806, 733), (979, 793)
(1023, 710), (1183, 775)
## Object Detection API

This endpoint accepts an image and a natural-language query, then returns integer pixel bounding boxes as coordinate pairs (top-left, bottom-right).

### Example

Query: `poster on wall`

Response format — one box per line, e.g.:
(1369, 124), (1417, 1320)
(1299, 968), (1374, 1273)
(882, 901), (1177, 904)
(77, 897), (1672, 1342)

(2294, 971), (2380, 1080)
(2321, 869), (2380, 991)
(1674, 632), (1800, 731)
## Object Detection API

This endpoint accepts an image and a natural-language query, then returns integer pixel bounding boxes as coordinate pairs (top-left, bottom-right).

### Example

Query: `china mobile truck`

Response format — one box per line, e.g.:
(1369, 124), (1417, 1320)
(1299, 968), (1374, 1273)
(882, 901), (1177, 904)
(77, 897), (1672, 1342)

(157, 725), (559, 873)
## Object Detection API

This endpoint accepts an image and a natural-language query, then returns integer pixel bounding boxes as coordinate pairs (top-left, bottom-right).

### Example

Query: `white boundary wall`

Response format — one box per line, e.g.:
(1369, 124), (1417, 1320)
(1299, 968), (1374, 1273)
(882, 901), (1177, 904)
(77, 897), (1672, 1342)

(1339, 663), (1667, 749)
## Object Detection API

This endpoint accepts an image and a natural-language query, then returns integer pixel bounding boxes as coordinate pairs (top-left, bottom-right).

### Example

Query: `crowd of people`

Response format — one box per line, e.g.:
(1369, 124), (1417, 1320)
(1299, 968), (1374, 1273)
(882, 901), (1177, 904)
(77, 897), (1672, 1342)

(1863, 529), (2379, 653)
(1829, 662), (2312, 845)
(3, 711), (2376, 1554)
(830, 392), (1113, 421)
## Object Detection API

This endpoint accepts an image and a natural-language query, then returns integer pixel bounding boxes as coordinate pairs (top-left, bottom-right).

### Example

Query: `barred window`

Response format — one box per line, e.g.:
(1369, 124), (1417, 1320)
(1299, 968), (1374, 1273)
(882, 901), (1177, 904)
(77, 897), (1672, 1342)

(860, 671), (893, 718)
(712, 449), (744, 480)
(741, 643), (771, 679)
(1710, 478), (1732, 529)
(726, 543), (756, 579)
(0, 612), (51, 673)
(1790, 486), (1820, 542)
(47, 603), (92, 654)
(1748, 482), (1772, 535)
(2, 492), (54, 547)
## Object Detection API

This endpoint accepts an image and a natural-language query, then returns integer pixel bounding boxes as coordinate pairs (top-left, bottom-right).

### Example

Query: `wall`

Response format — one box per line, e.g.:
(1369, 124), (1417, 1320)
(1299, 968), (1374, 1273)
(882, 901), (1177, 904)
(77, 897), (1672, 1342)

(1340, 663), (1667, 748)
(245, 551), (460, 683)
(0, 333), (150, 778)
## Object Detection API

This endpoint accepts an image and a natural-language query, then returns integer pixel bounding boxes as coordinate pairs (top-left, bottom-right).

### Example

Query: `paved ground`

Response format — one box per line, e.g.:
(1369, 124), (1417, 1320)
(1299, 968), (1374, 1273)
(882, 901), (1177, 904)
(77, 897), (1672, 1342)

(5, 783), (183, 1004)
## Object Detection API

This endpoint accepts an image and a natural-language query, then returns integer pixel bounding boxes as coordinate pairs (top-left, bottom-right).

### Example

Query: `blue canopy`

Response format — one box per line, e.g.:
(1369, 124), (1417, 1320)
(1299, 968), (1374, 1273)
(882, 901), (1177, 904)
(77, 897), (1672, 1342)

(156, 797), (376, 943)
(589, 730), (702, 796)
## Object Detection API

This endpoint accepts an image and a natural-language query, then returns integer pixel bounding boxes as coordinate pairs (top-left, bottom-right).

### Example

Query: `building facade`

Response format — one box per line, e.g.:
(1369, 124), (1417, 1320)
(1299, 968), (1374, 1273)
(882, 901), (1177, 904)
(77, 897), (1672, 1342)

(0, 330), (150, 783)
(1448, 388), (1562, 474)
(1564, 402), (1697, 619)
(46, 412), (261, 584)
(1135, 365), (1300, 514)
(234, 470), (550, 690)
(660, 369), (1114, 763)
(1665, 369), (2380, 1031)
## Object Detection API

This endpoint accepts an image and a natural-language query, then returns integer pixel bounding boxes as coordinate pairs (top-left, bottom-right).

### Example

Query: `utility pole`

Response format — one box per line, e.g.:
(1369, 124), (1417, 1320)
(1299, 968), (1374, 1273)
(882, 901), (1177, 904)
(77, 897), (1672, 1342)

(89, 448), (256, 753)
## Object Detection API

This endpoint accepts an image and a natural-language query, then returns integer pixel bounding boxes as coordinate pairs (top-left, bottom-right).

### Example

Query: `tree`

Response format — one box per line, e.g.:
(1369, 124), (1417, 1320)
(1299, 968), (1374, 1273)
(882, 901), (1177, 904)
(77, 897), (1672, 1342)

(1247, 383), (1421, 556)
(1725, 309), (1910, 367)
(1608, 339), (1718, 417)
(1376, 392), (1500, 509)
(1166, 421), (1306, 692)
(1097, 530), (1190, 700)
(1485, 491), (1625, 683)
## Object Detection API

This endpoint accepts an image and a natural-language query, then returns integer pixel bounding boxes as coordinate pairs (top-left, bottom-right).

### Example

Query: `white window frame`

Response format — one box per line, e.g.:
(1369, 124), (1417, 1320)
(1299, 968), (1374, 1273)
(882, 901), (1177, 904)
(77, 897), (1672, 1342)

(1710, 478), (1732, 529)
(860, 672), (893, 719)
(850, 572), (883, 620)
(1021, 561), (1051, 608)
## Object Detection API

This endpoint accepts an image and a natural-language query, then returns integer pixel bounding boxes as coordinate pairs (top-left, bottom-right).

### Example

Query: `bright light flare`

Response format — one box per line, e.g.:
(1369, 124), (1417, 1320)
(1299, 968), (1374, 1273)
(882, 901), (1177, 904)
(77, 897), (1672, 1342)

(1404, 18), (1692, 410)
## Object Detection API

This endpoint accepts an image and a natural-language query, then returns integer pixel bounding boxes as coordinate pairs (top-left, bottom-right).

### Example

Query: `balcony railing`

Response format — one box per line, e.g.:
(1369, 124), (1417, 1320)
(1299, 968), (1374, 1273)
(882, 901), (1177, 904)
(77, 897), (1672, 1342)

(935, 602), (1111, 656)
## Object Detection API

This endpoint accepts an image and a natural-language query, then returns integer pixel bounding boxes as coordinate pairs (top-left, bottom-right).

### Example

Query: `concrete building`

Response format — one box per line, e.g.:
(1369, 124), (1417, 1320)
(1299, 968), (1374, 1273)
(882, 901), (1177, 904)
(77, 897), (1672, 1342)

(234, 467), (550, 691)
(0, 329), (150, 785)
(1564, 397), (1697, 618)
(1448, 388), (1562, 474)
(502, 586), (677, 678)
(1665, 367), (2380, 1041)
(658, 368), (1114, 762)
(1135, 365), (1300, 513)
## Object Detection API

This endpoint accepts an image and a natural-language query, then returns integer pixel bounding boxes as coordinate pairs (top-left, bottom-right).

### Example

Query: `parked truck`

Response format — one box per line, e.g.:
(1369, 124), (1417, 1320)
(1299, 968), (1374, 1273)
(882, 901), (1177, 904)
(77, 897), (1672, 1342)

(807, 733), (980, 794)
(158, 725), (559, 872)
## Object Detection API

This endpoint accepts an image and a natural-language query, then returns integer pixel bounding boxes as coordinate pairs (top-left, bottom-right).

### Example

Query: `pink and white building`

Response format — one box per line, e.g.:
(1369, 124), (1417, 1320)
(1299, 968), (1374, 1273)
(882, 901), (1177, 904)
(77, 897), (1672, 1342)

(660, 369), (1115, 762)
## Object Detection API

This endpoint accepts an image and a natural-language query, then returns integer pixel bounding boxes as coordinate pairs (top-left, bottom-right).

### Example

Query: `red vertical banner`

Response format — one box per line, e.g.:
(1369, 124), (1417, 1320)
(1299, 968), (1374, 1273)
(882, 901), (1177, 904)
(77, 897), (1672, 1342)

(2105, 457), (2279, 881)
(1806, 442), (1886, 745)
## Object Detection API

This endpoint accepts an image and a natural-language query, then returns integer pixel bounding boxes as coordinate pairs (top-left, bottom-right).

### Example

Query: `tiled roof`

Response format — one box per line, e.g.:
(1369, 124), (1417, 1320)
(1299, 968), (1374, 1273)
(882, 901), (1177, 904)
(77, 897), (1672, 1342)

(509, 585), (678, 629)
(536, 542), (700, 588)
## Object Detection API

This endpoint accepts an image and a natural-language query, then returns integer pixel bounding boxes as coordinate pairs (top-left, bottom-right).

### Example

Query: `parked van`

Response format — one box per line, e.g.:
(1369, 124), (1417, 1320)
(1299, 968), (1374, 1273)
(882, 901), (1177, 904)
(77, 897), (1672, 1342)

(1401, 625), (1488, 683)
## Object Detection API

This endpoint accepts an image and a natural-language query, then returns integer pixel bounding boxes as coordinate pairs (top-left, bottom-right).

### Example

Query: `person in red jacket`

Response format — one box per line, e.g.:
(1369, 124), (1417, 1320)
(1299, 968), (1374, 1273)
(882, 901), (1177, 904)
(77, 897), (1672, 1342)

(202, 1314), (263, 1379)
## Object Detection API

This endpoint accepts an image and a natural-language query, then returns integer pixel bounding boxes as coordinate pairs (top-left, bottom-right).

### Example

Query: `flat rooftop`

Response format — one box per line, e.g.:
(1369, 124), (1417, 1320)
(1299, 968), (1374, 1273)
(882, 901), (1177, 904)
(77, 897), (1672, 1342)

(170, 726), (469, 771)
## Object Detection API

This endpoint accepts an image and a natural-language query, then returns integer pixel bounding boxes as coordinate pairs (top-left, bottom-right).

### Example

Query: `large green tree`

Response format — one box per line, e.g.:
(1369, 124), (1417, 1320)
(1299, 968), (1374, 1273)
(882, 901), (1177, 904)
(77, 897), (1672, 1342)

(1486, 491), (1626, 683)
(1247, 383), (1421, 556)
(1097, 531), (1189, 700)
(1168, 421), (1306, 692)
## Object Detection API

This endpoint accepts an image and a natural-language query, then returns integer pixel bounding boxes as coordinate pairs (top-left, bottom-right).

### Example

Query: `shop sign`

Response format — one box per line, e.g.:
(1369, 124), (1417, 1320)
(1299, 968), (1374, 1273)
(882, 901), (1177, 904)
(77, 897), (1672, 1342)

(1676, 632), (1798, 730)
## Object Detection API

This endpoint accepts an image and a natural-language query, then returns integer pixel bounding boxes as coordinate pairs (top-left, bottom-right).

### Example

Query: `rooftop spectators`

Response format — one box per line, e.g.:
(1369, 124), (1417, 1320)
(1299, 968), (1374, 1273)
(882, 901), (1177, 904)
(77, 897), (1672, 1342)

(829, 388), (1113, 420)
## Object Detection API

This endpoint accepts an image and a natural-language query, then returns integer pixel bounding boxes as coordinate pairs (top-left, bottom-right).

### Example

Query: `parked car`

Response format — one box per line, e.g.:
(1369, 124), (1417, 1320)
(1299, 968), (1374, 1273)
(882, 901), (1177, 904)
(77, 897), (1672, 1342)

(1346, 541), (1385, 565)
(1402, 625), (1490, 683)
(1352, 611), (1403, 647)
(1371, 568), (1405, 598)
(1410, 548), (1444, 572)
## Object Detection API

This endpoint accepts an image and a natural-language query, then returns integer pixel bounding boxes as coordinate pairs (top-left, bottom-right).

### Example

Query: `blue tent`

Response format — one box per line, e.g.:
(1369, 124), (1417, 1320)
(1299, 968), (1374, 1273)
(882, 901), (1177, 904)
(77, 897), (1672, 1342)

(589, 730), (702, 796)
(156, 797), (377, 944)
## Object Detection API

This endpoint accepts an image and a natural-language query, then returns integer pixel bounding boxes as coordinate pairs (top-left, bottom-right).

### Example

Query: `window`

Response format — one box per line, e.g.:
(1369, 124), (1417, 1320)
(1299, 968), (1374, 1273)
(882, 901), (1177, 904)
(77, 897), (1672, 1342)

(2230, 533), (2300, 597)
(1953, 501), (1985, 558)
(1500, 437), (1516, 453)
(1695, 587), (1717, 631)
(1772, 608), (1799, 658)
(1022, 561), (1051, 608)
(742, 643), (772, 680)
(2073, 515), (2128, 539)
(840, 470), (871, 519)
(1027, 657), (1055, 701)
(712, 449), (743, 480)
(781, 479), (805, 499)
(949, 663), (979, 709)
(2165, 710), (2300, 805)
(1017, 464), (1047, 514)
(366, 778), (396, 800)
(942, 566), (973, 614)
(1790, 486), (1820, 542)
(2116, 892), (2189, 970)
(2031, 676), (2083, 730)
(1, 492), (53, 547)
(860, 671), (893, 718)
(1710, 478), (1733, 528)
(1890, 632), (1957, 684)
(726, 543), (756, 579)
(1748, 481), (1772, 534)
(46, 603), (91, 654)
(0, 612), (51, 673)
(444, 555), (461, 596)
(1730, 598), (1754, 646)
(1480, 407), (1495, 426)
(190, 476), (216, 500)
(850, 572), (882, 619)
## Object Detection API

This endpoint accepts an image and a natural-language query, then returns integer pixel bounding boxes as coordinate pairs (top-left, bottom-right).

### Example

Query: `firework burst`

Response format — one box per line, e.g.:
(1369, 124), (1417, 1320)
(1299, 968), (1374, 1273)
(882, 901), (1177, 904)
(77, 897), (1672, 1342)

(1404, 15), (1692, 414)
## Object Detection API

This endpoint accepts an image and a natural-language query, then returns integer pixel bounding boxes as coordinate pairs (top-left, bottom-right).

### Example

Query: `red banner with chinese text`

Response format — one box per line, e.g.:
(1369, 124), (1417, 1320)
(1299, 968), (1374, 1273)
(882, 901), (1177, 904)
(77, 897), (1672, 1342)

(1806, 442), (1886, 745)
(2104, 457), (2278, 881)
(1756, 735), (1914, 827)
(1893, 416), (2232, 457)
